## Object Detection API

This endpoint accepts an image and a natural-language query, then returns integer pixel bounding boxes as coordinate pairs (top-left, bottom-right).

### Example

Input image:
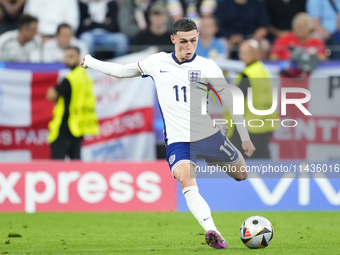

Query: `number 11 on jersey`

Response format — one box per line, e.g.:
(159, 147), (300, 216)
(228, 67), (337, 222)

(173, 85), (187, 102)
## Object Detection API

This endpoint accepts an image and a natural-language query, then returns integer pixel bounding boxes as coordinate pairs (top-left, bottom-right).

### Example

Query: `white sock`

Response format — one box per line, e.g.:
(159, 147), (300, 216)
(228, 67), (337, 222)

(183, 186), (218, 233)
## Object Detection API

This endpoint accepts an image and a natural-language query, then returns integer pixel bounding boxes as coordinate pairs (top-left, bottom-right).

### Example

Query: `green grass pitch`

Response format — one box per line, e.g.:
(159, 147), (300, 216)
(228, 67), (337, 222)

(0, 212), (339, 254)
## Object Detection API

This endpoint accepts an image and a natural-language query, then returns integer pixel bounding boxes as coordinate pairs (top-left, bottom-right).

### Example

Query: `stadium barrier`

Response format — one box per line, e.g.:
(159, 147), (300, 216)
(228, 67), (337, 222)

(178, 159), (340, 211)
(1, 160), (339, 212)
(0, 161), (176, 213)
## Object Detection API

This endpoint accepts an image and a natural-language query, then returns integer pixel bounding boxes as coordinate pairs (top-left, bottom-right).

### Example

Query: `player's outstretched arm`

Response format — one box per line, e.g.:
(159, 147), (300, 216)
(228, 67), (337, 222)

(80, 54), (141, 78)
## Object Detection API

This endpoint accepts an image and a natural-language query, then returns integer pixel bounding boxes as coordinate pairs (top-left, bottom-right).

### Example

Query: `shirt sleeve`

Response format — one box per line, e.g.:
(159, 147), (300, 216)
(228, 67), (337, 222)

(85, 55), (141, 78)
(55, 78), (71, 98)
(137, 54), (158, 77)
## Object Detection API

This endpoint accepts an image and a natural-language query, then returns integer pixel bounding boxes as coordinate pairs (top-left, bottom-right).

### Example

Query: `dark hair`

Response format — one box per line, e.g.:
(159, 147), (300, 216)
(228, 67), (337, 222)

(18, 14), (38, 29)
(65, 46), (80, 55)
(57, 23), (72, 35)
(172, 17), (197, 35)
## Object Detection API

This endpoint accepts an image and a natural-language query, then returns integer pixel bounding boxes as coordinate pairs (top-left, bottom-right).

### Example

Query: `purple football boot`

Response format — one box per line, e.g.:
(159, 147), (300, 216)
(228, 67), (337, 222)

(205, 230), (228, 249)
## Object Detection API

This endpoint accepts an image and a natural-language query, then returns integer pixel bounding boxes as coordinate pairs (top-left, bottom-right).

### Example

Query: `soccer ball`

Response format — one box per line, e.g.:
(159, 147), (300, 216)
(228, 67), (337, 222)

(239, 216), (274, 249)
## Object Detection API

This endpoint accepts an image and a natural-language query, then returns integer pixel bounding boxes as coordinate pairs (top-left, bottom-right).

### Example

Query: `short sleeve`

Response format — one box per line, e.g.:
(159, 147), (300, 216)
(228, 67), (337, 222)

(55, 78), (71, 98)
(306, 0), (321, 18)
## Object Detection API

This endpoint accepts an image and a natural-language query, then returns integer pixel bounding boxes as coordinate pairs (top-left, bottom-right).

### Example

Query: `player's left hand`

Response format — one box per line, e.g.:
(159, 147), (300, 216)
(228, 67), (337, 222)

(242, 140), (256, 157)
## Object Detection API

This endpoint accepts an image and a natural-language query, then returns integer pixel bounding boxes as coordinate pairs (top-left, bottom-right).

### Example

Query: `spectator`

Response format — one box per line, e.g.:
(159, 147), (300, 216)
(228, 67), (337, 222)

(78, 0), (128, 58)
(327, 14), (340, 60)
(46, 46), (99, 160)
(226, 39), (279, 158)
(0, 0), (26, 34)
(24, 0), (79, 39)
(270, 12), (327, 61)
(133, 2), (173, 52)
(117, 0), (151, 39)
(307, 0), (340, 41)
(167, 0), (216, 27)
(43, 23), (88, 63)
(0, 14), (42, 62)
(215, 0), (269, 59)
(265, 0), (306, 40)
(195, 15), (227, 59)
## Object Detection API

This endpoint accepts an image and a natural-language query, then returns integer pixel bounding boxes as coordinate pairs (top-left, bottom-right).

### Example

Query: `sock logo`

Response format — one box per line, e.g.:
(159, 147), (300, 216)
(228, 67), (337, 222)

(169, 154), (176, 165)
(203, 217), (211, 221)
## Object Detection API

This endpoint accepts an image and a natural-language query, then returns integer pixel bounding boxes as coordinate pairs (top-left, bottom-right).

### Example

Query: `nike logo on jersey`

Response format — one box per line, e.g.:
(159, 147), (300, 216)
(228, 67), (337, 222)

(160, 70), (169, 73)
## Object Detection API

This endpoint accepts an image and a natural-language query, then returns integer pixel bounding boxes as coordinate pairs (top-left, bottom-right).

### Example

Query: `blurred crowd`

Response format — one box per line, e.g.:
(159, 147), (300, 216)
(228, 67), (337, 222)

(0, 0), (340, 62)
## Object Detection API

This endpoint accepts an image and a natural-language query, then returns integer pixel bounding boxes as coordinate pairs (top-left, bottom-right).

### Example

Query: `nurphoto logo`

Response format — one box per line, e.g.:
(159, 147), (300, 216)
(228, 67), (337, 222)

(197, 82), (312, 128)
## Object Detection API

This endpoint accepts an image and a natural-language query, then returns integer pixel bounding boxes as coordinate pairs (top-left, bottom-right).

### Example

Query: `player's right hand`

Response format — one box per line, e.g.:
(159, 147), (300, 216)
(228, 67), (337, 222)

(80, 54), (91, 69)
(242, 140), (256, 157)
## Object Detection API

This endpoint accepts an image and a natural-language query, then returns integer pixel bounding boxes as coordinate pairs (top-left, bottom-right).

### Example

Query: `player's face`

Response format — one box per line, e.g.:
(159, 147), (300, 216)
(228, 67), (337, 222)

(64, 49), (80, 69)
(171, 30), (199, 62)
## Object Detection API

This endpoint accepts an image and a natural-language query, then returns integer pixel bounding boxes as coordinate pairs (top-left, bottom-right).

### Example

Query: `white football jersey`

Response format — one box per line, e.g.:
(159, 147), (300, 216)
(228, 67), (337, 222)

(138, 52), (223, 145)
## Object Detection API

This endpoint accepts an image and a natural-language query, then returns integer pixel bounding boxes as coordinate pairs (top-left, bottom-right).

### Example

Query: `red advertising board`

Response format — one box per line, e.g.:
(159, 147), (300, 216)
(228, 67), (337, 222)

(0, 161), (176, 213)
